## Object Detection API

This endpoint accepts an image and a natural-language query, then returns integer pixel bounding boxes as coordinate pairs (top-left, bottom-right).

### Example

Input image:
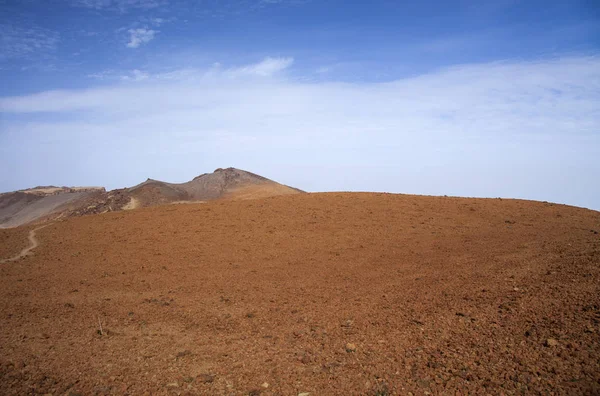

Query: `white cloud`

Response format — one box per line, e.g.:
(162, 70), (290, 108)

(1, 56), (599, 209)
(126, 28), (157, 48)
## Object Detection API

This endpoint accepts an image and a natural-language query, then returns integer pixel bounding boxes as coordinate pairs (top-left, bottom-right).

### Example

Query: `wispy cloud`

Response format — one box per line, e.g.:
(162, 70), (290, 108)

(225, 57), (294, 77)
(135, 16), (172, 27)
(257, 0), (311, 7)
(1, 55), (599, 208)
(315, 66), (332, 74)
(0, 24), (59, 61)
(87, 57), (294, 81)
(71, 0), (166, 12)
(126, 28), (157, 48)
(120, 69), (150, 81)
(147, 17), (166, 26)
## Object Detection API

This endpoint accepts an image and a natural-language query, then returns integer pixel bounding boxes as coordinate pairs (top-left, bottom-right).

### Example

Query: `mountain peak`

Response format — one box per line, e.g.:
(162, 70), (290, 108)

(0, 168), (302, 228)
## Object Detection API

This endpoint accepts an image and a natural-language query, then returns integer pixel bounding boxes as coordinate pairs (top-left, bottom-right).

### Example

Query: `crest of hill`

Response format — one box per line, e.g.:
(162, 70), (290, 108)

(127, 167), (303, 206)
(0, 167), (303, 228)
(18, 186), (105, 196)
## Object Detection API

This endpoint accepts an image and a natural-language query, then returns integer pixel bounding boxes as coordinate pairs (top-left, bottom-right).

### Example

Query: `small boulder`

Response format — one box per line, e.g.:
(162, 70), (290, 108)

(197, 373), (214, 383)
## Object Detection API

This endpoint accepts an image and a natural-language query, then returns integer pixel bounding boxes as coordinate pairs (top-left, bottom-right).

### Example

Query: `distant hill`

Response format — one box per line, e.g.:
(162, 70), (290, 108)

(128, 167), (302, 206)
(0, 187), (105, 229)
(0, 168), (303, 228)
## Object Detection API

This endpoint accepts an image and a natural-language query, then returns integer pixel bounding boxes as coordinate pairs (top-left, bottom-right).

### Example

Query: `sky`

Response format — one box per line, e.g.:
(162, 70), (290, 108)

(0, 0), (599, 210)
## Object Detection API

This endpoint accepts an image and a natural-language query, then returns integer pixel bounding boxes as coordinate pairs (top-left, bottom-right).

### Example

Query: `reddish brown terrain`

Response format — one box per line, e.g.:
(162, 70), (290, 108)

(0, 193), (599, 395)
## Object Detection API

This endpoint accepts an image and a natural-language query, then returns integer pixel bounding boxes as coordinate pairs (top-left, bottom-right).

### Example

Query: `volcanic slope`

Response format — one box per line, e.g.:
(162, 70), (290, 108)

(0, 193), (599, 395)
(0, 187), (105, 229)
(126, 167), (302, 207)
(0, 168), (301, 228)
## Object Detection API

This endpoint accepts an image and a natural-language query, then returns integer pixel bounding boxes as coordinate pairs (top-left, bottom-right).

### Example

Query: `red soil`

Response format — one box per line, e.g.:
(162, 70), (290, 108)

(0, 193), (599, 395)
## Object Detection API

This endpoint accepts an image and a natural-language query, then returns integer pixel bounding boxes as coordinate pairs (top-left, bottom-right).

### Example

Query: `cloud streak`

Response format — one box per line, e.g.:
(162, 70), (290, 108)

(86, 57), (294, 81)
(1, 56), (599, 209)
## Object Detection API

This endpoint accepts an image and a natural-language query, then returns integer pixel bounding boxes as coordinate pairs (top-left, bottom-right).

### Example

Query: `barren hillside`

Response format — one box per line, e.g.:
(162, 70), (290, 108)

(127, 168), (302, 206)
(0, 188), (105, 229)
(0, 193), (599, 395)
(0, 168), (302, 228)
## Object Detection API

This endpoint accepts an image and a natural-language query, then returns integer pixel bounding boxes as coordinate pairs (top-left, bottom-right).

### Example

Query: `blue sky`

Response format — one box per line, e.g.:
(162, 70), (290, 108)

(1, 0), (599, 209)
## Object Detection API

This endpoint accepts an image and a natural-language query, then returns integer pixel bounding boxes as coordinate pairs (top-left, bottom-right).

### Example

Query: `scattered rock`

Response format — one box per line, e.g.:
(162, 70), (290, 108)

(545, 338), (559, 347)
(166, 382), (179, 388)
(345, 343), (357, 352)
(298, 393), (311, 396)
(196, 374), (214, 383)
(261, 382), (269, 388)
(418, 379), (431, 388)
(176, 350), (192, 358)
(299, 353), (311, 364)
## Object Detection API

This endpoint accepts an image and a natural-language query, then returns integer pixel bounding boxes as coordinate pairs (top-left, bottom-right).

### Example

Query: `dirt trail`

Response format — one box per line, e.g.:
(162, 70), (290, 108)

(0, 225), (48, 263)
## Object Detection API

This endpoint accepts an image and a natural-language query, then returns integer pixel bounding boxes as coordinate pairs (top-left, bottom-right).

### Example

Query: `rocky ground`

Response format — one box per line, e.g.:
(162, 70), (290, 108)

(0, 193), (598, 395)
